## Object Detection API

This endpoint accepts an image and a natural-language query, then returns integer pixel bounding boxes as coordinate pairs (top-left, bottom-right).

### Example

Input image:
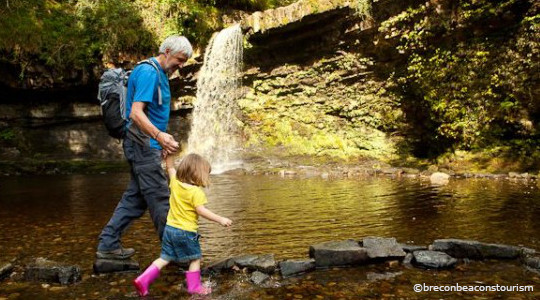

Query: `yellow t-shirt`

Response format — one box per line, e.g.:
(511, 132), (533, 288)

(167, 174), (208, 232)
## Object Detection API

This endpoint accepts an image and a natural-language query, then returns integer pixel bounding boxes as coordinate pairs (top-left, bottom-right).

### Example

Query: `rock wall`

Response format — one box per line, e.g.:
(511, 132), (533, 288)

(0, 100), (192, 162)
(237, 0), (421, 160)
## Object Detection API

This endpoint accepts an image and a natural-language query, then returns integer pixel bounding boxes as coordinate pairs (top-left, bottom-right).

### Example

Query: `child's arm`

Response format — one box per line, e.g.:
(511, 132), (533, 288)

(165, 154), (176, 179)
(196, 205), (232, 227)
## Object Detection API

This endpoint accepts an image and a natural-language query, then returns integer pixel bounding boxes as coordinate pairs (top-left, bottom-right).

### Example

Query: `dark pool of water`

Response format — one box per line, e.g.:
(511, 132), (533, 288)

(0, 173), (539, 299)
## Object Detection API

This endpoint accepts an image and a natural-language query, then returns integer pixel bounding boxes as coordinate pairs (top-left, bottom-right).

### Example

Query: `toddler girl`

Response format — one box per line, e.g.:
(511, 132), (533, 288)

(133, 153), (232, 296)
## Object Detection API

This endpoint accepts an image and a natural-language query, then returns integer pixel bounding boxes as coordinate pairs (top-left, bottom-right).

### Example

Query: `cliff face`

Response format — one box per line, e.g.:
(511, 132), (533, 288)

(236, 0), (540, 169)
(236, 0), (419, 160)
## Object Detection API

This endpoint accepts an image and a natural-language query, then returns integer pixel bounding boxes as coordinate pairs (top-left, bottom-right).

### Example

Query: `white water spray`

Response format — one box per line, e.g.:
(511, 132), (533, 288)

(187, 24), (243, 174)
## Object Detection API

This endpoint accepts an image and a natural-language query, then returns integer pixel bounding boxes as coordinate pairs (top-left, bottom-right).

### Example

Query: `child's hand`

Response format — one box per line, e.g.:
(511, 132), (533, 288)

(219, 217), (232, 227)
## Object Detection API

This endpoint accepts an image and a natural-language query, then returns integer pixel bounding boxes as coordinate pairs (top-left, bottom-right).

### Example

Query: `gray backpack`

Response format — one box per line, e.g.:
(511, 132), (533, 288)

(97, 59), (162, 139)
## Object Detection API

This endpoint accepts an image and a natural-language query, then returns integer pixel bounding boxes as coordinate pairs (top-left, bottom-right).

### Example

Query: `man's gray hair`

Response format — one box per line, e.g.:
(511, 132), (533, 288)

(159, 35), (193, 58)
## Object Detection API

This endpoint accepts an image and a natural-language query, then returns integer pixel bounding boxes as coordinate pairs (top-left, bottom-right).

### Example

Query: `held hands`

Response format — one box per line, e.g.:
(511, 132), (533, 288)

(219, 217), (233, 227)
(156, 132), (179, 155)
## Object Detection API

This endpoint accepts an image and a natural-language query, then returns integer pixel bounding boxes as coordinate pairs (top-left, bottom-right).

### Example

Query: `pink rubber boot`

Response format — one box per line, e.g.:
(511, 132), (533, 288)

(185, 270), (212, 295)
(133, 264), (160, 296)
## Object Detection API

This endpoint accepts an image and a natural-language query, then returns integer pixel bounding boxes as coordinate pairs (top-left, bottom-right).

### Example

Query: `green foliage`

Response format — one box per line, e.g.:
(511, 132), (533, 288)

(0, 0), (292, 80)
(0, 0), (156, 73)
(0, 128), (15, 141)
(380, 0), (540, 156)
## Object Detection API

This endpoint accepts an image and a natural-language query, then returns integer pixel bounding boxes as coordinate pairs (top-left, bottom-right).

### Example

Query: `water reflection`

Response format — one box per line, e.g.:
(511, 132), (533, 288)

(0, 174), (539, 299)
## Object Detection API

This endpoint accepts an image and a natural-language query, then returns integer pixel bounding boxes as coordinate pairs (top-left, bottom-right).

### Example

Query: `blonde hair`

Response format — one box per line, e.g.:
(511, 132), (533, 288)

(176, 153), (211, 187)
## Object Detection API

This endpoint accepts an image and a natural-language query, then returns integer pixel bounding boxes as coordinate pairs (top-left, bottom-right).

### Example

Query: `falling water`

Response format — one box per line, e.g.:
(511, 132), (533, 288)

(187, 24), (243, 173)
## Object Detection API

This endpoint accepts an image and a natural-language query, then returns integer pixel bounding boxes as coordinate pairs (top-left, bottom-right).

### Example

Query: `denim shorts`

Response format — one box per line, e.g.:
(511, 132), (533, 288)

(160, 225), (202, 262)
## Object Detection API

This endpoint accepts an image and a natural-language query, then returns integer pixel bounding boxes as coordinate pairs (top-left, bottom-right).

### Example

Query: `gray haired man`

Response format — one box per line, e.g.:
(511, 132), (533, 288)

(97, 35), (193, 259)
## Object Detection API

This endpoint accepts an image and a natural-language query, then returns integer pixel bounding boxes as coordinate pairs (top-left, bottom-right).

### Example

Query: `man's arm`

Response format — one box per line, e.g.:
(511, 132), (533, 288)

(130, 102), (179, 154)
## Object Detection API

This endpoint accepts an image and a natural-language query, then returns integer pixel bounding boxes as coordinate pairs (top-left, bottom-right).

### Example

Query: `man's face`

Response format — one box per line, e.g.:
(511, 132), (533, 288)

(164, 49), (188, 73)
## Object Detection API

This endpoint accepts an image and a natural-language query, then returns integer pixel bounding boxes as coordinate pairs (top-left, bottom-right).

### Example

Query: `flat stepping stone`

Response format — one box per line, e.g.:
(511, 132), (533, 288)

(236, 254), (276, 274)
(25, 257), (81, 284)
(205, 255), (255, 274)
(309, 240), (368, 268)
(413, 250), (457, 269)
(363, 237), (406, 259)
(250, 271), (270, 285)
(431, 239), (522, 259)
(93, 259), (139, 274)
(279, 259), (315, 277)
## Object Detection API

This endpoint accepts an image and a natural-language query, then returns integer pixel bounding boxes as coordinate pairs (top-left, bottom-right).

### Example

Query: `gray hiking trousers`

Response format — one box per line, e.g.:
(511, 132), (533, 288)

(97, 138), (170, 251)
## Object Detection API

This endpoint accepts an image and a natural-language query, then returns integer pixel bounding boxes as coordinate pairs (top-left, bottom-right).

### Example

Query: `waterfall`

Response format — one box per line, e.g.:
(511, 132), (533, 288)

(187, 24), (243, 174)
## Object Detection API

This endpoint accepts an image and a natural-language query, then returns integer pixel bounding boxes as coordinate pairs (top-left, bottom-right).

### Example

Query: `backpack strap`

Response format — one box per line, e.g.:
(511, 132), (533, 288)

(136, 59), (163, 105)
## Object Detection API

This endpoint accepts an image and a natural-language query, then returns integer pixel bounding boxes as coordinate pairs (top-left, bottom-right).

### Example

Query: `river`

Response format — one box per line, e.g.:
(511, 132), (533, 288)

(0, 173), (539, 299)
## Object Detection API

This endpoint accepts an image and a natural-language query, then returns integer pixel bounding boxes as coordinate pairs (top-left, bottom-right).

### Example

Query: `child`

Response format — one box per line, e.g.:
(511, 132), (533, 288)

(133, 153), (232, 296)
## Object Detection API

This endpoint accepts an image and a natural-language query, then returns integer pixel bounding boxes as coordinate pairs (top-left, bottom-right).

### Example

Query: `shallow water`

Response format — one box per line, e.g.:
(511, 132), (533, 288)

(0, 173), (539, 299)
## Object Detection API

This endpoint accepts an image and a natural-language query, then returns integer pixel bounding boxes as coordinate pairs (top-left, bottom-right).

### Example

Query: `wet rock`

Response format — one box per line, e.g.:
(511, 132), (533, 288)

(309, 240), (368, 268)
(366, 271), (403, 282)
(523, 256), (540, 270)
(431, 239), (522, 259)
(0, 262), (14, 280)
(205, 257), (241, 274)
(430, 172), (450, 185)
(236, 254), (276, 274)
(279, 259), (316, 277)
(412, 251), (457, 269)
(93, 259), (139, 274)
(402, 253), (413, 265)
(362, 237), (406, 260)
(25, 258), (81, 285)
(399, 244), (428, 253)
(250, 271), (269, 285)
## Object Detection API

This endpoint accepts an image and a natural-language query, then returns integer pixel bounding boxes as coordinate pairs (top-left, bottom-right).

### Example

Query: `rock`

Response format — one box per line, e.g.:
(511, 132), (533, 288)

(523, 256), (540, 270)
(402, 253), (413, 265)
(0, 263), (14, 280)
(309, 240), (368, 268)
(279, 259), (316, 277)
(25, 258), (81, 285)
(250, 271), (270, 285)
(430, 172), (450, 185)
(205, 257), (237, 274)
(93, 259), (139, 274)
(412, 251), (457, 269)
(362, 237), (406, 260)
(236, 254), (277, 274)
(431, 239), (522, 259)
(366, 271), (403, 282)
(399, 244), (428, 253)
(508, 172), (519, 178)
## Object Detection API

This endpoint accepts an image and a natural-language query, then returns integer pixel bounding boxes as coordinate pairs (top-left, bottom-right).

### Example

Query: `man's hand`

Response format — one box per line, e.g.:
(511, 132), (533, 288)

(157, 132), (179, 154)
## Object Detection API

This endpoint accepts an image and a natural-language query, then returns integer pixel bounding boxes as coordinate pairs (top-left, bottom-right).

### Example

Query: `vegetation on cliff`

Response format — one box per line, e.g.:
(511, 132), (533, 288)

(0, 0), (293, 83)
(378, 0), (540, 169)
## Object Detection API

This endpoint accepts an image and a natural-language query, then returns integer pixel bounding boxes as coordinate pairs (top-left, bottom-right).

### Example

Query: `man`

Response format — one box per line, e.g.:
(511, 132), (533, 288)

(96, 35), (193, 259)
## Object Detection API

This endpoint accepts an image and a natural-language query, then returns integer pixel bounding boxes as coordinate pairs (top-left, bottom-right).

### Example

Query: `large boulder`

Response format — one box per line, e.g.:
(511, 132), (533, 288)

(309, 240), (368, 268)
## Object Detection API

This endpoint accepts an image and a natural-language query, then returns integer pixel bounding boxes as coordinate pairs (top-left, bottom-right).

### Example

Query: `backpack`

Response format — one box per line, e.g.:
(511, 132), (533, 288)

(97, 59), (163, 139)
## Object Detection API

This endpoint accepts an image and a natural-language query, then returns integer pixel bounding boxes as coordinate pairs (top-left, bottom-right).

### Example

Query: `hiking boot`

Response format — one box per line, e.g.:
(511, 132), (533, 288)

(96, 247), (136, 260)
